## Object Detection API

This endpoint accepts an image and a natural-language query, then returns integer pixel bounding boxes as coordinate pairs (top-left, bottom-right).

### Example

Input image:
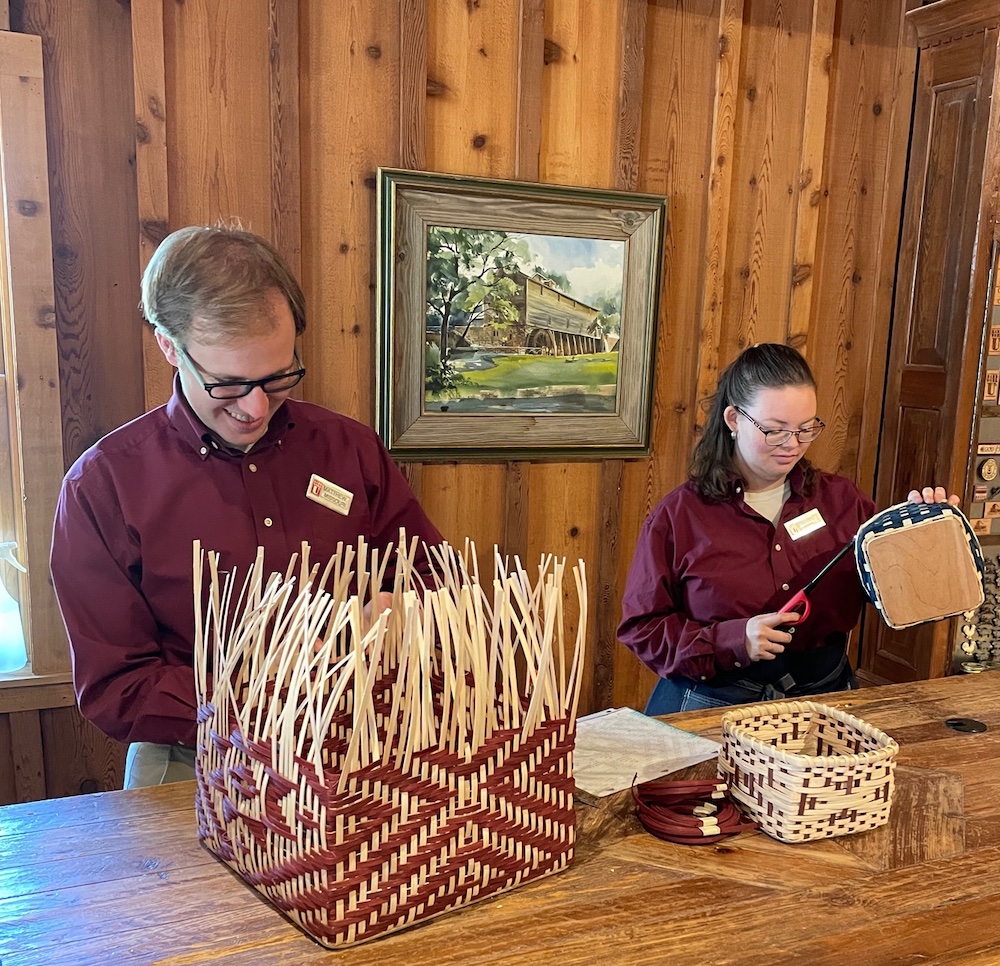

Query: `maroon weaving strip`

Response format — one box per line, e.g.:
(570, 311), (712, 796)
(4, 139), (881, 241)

(632, 778), (757, 846)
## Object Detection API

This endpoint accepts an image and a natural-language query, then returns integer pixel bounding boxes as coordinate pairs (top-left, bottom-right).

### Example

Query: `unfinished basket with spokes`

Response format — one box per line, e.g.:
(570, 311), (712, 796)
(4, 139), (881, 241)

(192, 535), (587, 948)
(718, 700), (898, 844)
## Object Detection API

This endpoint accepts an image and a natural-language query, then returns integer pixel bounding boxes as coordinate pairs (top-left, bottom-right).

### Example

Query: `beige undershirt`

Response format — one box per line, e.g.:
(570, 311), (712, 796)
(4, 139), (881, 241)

(743, 479), (791, 526)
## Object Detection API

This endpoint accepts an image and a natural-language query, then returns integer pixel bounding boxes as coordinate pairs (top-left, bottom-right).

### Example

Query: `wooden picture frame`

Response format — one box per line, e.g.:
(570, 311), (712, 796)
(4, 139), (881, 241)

(376, 168), (666, 460)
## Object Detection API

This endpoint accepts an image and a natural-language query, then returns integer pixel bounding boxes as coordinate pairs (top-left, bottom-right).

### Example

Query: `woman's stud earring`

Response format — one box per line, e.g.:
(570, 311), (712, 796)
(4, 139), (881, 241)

(731, 431), (736, 439)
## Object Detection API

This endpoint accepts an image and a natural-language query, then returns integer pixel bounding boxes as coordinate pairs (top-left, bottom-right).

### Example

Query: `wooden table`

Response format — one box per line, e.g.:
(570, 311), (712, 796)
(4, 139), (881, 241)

(4, 673), (1000, 965)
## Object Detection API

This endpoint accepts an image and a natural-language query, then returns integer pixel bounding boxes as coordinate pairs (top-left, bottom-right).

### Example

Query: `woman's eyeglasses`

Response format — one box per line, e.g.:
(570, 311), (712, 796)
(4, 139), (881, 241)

(735, 406), (825, 446)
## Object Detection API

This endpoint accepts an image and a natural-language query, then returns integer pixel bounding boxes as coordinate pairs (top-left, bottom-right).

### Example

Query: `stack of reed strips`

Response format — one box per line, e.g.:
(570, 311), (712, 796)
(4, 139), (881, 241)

(718, 700), (898, 844)
(192, 535), (587, 948)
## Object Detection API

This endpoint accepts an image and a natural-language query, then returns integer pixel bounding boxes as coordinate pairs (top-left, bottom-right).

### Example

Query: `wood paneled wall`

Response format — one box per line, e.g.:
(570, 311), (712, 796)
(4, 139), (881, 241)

(293, 0), (915, 714)
(0, 0), (917, 801)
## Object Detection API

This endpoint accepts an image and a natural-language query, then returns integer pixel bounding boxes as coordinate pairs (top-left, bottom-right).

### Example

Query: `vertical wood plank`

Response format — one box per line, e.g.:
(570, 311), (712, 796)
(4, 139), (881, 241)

(694, 0), (745, 434)
(41, 705), (125, 797)
(19, 0), (144, 467)
(398, 461), (423, 506)
(419, 0), (519, 551)
(131, 0), (173, 410)
(502, 459), (529, 565)
(399, 0), (427, 171)
(525, 461), (601, 712)
(592, 458), (624, 709)
(269, 0), (302, 281)
(592, 0), (646, 713)
(787, 0), (837, 343)
(300, 0), (402, 422)
(613, 0), (647, 194)
(9, 707), (45, 802)
(541, 0), (622, 187)
(426, 0), (520, 178)
(852, 0), (920, 495)
(162, 2), (272, 227)
(534, 0), (626, 714)
(503, 0), (545, 568)
(615, 0), (732, 711)
(515, 0), (545, 182)
(808, 0), (916, 486)
(395, 0), (427, 511)
(0, 714), (16, 804)
(720, 0), (814, 356)
(0, 2), (9, 31)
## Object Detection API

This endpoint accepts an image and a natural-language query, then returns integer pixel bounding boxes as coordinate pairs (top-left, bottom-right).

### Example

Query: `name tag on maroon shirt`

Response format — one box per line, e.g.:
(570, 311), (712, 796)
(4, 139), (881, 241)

(785, 507), (826, 540)
(306, 473), (354, 516)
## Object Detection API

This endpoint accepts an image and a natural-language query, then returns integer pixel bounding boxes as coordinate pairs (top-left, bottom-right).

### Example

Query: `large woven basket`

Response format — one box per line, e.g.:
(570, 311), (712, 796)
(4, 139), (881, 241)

(718, 700), (898, 843)
(192, 538), (586, 948)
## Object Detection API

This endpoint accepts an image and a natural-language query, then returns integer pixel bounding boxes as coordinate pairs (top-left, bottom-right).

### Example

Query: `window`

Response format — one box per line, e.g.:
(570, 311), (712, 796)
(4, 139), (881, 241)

(0, 31), (68, 682)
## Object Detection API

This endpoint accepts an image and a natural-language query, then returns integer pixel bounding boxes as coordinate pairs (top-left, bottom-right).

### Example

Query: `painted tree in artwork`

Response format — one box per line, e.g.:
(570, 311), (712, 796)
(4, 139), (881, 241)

(426, 228), (528, 365)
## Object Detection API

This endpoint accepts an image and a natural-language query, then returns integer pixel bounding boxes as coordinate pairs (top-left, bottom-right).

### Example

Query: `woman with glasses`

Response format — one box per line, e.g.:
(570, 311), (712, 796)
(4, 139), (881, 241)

(619, 342), (954, 714)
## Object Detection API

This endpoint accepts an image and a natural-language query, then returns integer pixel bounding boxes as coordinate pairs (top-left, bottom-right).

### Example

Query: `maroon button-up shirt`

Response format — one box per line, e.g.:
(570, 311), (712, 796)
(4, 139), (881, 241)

(51, 385), (443, 746)
(618, 467), (875, 685)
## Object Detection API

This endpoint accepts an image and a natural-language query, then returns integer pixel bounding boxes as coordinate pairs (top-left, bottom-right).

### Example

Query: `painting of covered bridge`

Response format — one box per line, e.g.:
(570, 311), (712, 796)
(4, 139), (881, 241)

(467, 270), (609, 356)
(424, 227), (624, 415)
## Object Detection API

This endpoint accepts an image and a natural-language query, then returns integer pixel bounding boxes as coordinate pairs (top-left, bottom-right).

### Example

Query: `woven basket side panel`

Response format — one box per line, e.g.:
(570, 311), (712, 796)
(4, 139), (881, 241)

(196, 707), (575, 948)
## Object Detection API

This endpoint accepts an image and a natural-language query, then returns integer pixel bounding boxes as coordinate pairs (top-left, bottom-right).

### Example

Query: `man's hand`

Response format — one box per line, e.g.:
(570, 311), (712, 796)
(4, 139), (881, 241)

(362, 591), (394, 626)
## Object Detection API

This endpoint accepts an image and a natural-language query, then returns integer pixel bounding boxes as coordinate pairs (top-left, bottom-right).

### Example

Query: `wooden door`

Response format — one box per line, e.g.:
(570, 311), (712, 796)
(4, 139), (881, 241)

(862, 17), (1000, 684)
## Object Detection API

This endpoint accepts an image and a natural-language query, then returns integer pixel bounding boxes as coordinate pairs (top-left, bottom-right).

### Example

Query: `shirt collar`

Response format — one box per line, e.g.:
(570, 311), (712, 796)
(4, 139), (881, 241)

(729, 463), (807, 501)
(165, 374), (294, 461)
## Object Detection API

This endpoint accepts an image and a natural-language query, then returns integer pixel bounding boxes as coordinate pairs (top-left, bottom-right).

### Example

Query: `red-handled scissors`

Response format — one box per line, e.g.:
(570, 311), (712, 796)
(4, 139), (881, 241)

(778, 540), (854, 623)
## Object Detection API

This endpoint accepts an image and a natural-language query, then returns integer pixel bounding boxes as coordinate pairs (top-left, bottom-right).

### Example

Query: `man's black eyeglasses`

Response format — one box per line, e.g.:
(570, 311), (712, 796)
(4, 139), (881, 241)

(177, 344), (306, 400)
(735, 406), (825, 446)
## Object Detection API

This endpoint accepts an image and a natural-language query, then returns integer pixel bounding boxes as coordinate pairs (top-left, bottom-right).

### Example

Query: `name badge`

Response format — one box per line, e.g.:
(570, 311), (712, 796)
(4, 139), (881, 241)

(306, 473), (354, 516)
(785, 507), (826, 541)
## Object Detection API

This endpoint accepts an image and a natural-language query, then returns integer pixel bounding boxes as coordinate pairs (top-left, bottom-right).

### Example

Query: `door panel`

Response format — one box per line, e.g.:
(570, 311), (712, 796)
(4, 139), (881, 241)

(862, 26), (998, 684)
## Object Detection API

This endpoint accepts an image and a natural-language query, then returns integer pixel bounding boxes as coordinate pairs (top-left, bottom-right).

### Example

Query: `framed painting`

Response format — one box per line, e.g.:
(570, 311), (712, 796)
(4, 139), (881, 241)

(375, 167), (666, 460)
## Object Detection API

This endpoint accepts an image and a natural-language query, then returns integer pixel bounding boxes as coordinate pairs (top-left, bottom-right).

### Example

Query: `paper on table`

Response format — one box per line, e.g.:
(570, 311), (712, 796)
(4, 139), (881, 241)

(573, 707), (722, 798)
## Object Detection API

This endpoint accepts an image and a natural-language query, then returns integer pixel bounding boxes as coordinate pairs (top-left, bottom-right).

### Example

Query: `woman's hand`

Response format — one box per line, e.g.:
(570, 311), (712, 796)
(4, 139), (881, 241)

(745, 611), (800, 662)
(907, 485), (960, 506)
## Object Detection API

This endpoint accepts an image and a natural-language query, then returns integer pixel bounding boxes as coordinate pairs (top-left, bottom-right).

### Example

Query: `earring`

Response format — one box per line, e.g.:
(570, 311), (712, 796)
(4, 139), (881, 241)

(731, 431), (736, 439)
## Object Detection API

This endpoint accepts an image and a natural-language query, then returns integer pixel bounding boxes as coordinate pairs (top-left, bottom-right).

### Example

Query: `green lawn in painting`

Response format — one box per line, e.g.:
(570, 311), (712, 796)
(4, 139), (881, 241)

(449, 352), (618, 397)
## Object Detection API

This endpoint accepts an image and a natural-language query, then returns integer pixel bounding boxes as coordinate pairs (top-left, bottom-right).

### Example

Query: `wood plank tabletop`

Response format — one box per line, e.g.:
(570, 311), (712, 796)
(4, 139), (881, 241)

(4, 673), (1000, 965)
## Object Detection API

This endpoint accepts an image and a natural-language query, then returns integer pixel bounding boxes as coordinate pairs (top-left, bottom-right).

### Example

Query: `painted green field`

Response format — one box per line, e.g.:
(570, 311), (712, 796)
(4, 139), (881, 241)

(450, 352), (618, 396)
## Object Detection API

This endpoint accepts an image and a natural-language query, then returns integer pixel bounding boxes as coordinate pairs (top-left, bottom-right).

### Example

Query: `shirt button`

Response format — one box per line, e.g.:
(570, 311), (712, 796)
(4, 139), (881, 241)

(199, 446), (208, 456)
(249, 463), (258, 473)
(775, 544), (782, 551)
(264, 517), (273, 527)
(734, 662), (742, 669)
(782, 583), (789, 591)
(700, 675), (707, 681)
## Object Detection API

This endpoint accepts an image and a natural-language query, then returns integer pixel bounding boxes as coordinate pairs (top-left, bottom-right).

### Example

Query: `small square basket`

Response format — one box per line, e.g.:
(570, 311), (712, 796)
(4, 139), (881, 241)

(718, 700), (899, 843)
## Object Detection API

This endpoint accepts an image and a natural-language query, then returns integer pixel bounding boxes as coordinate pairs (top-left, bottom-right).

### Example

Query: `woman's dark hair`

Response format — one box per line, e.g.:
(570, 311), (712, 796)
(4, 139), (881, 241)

(690, 343), (817, 501)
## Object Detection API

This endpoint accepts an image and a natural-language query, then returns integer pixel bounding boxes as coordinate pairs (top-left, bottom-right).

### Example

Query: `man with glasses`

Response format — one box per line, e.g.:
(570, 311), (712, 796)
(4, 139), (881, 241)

(50, 225), (443, 787)
(618, 342), (956, 714)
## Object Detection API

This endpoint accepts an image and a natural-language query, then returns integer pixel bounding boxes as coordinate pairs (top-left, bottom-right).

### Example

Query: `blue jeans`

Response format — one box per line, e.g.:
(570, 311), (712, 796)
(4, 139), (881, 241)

(644, 658), (857, 716)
